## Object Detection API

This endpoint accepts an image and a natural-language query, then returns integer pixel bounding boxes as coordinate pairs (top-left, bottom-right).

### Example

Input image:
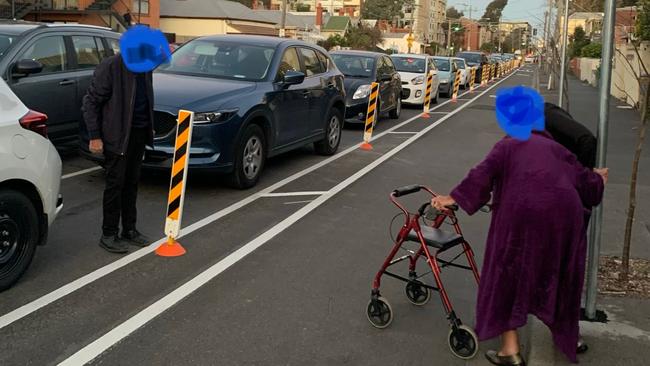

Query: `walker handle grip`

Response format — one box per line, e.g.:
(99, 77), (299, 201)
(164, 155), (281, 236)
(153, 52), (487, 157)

(392, 185), (421, 197)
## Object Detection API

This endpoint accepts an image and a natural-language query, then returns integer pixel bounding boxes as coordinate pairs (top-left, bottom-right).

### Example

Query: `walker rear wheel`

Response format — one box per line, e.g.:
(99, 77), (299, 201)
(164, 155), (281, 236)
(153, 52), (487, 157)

(405, 281), (431, 306)
(447, 325), (479, 359)
(366, 296), (393, 329)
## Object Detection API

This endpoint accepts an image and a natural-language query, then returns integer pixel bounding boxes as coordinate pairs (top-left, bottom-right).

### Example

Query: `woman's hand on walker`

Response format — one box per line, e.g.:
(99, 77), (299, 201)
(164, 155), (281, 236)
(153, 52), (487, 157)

(594, 168), (609, 184)
(431, 195), (456, 211)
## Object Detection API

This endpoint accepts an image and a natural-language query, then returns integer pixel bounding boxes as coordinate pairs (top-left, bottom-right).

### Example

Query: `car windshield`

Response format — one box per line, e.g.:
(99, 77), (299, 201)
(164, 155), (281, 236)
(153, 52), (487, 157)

(157, 39), (275, 81)
(331, 54), (375, 78)
(0, 34), (20, 61)
(457, 53), (482, 64)
(455, 60), (466, 69)
(433, 58), (450, 71)
(391, 57), (426, 73)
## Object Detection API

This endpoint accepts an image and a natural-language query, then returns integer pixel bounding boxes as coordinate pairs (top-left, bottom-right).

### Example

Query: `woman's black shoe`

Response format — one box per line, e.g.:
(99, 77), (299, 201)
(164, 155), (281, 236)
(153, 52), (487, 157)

(485, 350), (526, 366)
(577, 338), (589, 354)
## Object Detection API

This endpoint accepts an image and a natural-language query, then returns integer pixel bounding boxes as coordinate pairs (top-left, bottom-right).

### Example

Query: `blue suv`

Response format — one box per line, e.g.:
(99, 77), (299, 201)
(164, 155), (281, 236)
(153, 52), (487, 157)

(147, 35), (346, 188)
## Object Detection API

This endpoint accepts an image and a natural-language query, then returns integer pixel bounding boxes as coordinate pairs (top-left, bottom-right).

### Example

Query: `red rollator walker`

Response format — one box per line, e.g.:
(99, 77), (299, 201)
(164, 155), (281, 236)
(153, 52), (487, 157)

(366, 185), (483, 360)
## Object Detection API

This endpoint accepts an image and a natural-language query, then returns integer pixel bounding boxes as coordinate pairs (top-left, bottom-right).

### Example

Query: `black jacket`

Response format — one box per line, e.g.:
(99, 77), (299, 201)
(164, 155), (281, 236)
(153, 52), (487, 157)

(544, 102), (597, 169)
(82, 55), (154, 155)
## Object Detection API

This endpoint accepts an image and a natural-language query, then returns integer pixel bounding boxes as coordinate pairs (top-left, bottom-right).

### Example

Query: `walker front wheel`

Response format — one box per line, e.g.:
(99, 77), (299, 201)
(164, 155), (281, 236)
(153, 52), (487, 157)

(405, 281), (431, 306)
(447, 325), (479, 359)
(366, 297), (393, 329)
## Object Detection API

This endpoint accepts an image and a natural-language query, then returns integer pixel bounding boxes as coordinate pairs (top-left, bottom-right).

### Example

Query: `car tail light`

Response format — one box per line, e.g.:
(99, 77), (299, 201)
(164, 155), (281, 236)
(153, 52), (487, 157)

(19, 110), (48, 138)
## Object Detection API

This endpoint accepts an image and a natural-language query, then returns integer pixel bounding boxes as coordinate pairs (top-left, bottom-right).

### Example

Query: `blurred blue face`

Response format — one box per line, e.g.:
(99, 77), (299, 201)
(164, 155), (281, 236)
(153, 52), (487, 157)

(120, 25), (171, 73)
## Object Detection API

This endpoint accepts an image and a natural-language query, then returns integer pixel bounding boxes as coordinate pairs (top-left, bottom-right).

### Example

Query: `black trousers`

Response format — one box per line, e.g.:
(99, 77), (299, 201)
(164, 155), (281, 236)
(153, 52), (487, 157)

(102, 128), (147, 236)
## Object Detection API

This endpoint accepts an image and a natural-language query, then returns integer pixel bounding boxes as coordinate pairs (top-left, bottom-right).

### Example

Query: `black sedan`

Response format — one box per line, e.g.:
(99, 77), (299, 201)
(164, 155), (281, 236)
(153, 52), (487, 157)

(146, 35), (346, 188)
(330, 50), (402, 124)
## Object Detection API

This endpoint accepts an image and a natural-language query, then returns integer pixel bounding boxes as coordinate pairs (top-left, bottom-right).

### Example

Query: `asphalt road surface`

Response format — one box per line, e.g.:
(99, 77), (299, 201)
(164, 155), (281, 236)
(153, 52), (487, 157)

(0, 65), (537, 366)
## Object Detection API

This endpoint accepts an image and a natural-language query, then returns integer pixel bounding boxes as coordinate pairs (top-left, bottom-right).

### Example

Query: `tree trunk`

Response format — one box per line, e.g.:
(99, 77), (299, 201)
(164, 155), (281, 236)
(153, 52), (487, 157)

(621, 76), (650, 284)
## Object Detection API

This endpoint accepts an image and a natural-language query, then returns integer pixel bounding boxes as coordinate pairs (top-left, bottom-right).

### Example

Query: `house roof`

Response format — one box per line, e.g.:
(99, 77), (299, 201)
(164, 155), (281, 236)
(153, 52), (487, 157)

(569, 12), (604, 20)
(322, 16), (350, 31)
(253, 10), (316, 30)
(159, 0), (275, 24)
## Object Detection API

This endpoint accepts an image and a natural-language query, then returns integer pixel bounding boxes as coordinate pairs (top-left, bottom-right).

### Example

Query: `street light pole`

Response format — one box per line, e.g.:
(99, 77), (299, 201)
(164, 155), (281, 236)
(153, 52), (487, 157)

(585, 0), (616, 321)
(280, 0), (287, 37)
(11, 0), (14, 19)
(138, 0), (142, 24)
(558, 0), (570, 108)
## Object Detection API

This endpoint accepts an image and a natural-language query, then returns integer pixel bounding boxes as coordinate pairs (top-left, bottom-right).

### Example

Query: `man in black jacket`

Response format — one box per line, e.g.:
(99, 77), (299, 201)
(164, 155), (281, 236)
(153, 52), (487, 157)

(82, 54), (154, 253)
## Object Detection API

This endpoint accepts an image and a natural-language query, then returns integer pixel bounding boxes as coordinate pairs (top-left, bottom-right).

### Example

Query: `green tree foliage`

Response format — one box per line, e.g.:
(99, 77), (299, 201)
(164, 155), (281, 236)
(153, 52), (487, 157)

(581, 42), (602, 58)
(617, 0), (639, 6)
(570, 26), (591, 57)
(480, 42), (497, 53)
(481, 0), (508, 23)
(446, 6), (464, 20)
(345, 25), (384, 50)
(295, 3), (311, 12)
(572, 0), (604, 11)
(637, 0), (650, 41)
(362, 0), (406, 21)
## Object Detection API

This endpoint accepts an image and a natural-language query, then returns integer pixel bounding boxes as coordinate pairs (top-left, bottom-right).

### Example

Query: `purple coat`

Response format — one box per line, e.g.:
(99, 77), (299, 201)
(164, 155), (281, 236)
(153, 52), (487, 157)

(450, 132), (604, 362)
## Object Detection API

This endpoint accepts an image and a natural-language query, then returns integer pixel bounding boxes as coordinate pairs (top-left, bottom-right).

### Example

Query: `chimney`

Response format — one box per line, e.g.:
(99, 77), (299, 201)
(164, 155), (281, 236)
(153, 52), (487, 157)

(316, 3), (323, 27)
(252, 0), (257, 10)
(347, 7), (354, 17)
(339, 8), (344, 16)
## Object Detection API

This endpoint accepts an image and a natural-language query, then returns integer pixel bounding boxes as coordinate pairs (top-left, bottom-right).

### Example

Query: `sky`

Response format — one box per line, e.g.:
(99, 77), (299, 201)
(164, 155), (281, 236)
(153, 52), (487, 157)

(447, 0), (549, 36)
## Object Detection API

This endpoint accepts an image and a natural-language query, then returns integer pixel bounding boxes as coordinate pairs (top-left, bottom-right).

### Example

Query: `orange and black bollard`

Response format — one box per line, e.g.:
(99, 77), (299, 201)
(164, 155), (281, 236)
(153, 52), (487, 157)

(360, 82), (379, 150)
(422, 72), (434, 118)
(451, 70), (461, 102)
(156, 110), (194, 257)
(469, 67), (476, 93)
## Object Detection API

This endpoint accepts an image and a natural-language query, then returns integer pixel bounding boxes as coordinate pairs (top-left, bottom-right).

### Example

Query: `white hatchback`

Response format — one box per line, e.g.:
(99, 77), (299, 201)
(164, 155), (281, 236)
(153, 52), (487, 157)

(391, 54), (440, 105)
(0, 79), (62, 291)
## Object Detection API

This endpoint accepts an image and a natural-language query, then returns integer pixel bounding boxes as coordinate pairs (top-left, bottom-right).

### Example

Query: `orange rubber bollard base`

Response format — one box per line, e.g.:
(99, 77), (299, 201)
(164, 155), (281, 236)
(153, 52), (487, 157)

(156, 238), (187, 257)
(421, 112), (430, 118)
(451, 98), (457, 103)
(360, 142), (373, 150)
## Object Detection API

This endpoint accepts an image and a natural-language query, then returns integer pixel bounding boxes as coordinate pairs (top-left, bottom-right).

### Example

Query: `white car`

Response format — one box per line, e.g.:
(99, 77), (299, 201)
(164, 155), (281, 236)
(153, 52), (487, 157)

(452, 58), (471, 89)
(391, 54), (440, 105)
(0, 79), (62, 291)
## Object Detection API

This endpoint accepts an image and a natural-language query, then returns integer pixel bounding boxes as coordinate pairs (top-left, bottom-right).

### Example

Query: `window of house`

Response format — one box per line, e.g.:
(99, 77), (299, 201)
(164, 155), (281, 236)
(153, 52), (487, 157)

(19, 36), (67, 73)
(132, 0), (149, 15)
(71, 35), (101, 69)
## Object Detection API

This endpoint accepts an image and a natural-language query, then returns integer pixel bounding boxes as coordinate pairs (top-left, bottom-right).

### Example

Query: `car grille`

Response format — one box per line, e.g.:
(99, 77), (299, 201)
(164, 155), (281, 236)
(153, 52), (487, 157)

(154, 111), (177, 138)
(402, 89), (411, 99)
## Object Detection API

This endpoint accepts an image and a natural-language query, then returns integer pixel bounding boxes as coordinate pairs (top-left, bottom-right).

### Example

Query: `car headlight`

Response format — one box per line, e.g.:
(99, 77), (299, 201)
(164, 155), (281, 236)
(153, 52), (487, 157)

(411, 75), (425, 85)
(353, 84), (372, 100)
(193, 109), (239, 124)
(440, 79), (449, 84)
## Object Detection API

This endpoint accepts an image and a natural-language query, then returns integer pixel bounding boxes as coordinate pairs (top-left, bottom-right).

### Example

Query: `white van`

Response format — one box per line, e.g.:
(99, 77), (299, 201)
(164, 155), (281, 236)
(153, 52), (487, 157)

(0, 79), (62, 291)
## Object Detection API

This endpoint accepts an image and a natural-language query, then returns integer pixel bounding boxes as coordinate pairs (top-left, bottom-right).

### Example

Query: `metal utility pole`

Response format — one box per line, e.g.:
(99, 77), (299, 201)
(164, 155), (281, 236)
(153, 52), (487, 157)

(448, 19), (452, 54)
(280, 0), (287, 37)
(541, 10), (548, 68)
(558, 0), (569, 108)
(408, 0), (415, 53)
(585, 0), (616, 321)
(11, 0), (14, 19)
(138, 0), (142, 23)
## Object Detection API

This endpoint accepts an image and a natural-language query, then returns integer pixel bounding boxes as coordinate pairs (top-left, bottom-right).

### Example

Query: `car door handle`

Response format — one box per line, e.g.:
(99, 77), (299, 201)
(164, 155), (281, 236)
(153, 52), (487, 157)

(59, 79), (76, 86)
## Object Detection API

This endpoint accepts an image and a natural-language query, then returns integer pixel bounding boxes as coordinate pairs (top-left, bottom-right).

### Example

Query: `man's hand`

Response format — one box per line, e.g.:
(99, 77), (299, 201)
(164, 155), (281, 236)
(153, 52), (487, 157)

(594, 168), (609, 184)
(89, 139), (104, 154)
(431, 195), (456, 211)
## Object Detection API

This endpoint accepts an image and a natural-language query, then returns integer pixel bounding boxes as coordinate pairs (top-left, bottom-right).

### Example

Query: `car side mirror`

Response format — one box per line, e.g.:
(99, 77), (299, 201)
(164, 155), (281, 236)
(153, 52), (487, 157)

(12, 59), (43, 78)
(283, 70), (305, 86)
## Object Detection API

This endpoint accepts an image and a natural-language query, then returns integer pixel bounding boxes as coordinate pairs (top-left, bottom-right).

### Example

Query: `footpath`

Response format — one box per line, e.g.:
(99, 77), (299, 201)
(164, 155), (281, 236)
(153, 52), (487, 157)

(526, 67), (650, 366)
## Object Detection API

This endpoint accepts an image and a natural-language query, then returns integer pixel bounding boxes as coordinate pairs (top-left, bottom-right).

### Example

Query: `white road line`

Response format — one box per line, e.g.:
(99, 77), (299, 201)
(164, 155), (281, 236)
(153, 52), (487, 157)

(260, 191), (327, 197)
(283, 200), (314, 205)
(0, 83), (487, 331)
(61, 166), (102, 180)
(57, 73), (516, 366)
(387, 131), (418, 135)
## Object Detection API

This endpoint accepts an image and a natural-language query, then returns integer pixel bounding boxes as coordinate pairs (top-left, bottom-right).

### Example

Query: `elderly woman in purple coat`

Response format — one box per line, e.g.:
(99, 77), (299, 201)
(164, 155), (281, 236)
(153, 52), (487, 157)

(432, 87), (608, 366)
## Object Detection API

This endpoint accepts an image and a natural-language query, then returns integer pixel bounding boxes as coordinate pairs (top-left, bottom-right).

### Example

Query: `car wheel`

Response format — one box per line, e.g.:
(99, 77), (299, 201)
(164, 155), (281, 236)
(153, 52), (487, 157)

(389, 97), (401, 119)
(314, 108), (343, 156)
(0, 189), (39, 292)
(230, 124), (266, 189)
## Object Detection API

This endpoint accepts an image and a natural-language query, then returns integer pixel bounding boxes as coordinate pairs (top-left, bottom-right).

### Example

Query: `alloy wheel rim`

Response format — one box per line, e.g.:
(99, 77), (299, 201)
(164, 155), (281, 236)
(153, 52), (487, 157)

(328, 116), (340, 148)
(0, 215), (19, 264)
(243, 136), (262, 180)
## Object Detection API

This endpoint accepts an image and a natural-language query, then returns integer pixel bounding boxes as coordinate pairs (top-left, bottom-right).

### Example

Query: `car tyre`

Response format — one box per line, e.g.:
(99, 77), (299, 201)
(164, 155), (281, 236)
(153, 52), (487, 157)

(314, 108), (343, 156)
(230, 124), (266, 189)
(0, 189), (39, 291)
(389, 97), (401, 119)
